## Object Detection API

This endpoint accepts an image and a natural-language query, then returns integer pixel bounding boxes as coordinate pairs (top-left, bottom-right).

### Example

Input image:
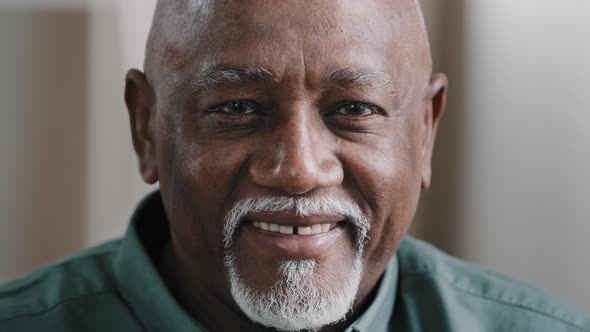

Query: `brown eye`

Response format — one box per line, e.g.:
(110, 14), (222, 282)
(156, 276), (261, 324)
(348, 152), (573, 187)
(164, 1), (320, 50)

(208, 100), (258, 115)
(332, 102), (381, 117)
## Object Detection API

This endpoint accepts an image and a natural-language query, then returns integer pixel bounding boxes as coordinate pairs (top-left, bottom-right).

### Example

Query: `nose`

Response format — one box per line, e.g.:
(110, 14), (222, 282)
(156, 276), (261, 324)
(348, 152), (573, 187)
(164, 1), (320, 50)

(248, 111), (344, 195)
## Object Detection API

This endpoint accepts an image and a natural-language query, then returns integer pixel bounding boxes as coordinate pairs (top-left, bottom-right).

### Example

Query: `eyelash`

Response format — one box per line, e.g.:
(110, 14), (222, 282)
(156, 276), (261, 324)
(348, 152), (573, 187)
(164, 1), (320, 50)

(206, 100), (383, 118)
(328, 101), (384, 118)
(206, 100), (262, 116)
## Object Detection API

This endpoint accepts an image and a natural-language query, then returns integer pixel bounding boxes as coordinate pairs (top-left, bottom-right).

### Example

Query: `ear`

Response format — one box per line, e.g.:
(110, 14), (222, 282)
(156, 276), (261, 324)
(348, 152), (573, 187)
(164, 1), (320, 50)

(420, 73), (448, 190)
(125, 69), (159, 184)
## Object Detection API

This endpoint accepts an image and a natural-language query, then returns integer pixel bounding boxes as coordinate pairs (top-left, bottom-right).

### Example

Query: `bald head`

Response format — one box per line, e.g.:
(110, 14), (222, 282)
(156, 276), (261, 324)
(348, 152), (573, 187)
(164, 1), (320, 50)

(144, 0), (211, 80)
(144, 0), (433, 90)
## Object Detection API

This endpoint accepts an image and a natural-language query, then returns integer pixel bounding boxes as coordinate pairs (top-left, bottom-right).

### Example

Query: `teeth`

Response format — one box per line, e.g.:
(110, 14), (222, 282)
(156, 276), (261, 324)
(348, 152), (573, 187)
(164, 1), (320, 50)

(252, 222), (336, 235)
(311, 224), (322, 234)
(298, 227), (312, 235)
(280, 226), (294, 234)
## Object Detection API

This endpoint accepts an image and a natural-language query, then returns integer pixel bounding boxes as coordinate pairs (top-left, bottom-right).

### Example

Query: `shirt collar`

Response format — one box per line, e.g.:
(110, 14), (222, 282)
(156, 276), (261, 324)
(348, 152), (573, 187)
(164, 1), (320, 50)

(347, 255), (399, 332)
(113, 190), (399, 332)
(112, 190), (207, 332)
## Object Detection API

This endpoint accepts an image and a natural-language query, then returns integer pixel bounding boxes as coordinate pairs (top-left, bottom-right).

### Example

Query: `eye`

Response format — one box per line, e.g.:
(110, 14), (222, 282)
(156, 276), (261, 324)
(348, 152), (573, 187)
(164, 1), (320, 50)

(207, 100), (259, 115)
(331, 102), (382, 117)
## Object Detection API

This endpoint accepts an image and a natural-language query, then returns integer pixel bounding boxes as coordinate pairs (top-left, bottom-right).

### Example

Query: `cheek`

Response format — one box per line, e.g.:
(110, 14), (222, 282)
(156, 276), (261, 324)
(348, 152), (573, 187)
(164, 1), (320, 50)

(341, 129), (422, 264)
(157, 120), (254, 265)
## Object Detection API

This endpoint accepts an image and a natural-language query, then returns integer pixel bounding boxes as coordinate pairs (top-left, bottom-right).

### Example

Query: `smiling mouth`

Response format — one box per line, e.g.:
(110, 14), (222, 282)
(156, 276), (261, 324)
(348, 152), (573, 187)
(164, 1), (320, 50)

(249, 221), (340, 235)
(236, 215), (349, 259)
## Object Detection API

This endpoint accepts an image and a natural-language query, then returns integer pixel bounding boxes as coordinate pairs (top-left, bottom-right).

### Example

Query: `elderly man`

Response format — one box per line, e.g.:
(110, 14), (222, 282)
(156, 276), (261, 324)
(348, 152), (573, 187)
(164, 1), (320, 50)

(1, 0), (589, 331)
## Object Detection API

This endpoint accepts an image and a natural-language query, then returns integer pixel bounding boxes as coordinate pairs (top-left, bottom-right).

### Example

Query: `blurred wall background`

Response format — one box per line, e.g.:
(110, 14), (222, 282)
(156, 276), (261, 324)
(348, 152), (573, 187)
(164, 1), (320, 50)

(0, 0), (588, 311)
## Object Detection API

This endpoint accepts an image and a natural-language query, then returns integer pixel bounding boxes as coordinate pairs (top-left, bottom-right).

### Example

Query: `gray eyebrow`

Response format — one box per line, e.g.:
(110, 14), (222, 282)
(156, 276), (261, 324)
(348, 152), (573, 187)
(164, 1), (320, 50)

(192, 65), (399, 99)
(194, 65), (278, 95)
(321, 67), (399, 97)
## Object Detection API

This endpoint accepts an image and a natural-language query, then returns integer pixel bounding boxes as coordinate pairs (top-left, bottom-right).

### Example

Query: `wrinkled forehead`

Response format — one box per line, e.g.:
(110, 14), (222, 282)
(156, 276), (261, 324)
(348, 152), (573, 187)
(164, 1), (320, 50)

(146, 0), (429, 92)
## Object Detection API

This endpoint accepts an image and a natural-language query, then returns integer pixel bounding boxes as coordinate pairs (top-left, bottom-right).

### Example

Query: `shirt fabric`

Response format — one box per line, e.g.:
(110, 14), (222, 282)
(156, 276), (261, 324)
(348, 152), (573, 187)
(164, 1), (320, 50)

(1, 191), (588, 331)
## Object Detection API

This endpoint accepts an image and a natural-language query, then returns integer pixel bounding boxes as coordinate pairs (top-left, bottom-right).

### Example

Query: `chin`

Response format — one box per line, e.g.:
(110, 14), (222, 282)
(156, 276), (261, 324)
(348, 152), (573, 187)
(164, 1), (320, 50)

(224, 252), (364, 332)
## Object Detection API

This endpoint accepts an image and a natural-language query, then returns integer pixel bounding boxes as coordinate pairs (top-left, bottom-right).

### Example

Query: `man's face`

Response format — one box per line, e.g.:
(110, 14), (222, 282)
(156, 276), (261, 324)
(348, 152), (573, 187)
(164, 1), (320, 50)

(127, 0), (444, 330)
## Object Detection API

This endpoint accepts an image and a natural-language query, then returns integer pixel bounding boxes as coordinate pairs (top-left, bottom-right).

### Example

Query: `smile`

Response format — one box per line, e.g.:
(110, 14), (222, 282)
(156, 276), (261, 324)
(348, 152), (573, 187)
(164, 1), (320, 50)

(237, 213), (349, 259)
(250, 221), (338, 235)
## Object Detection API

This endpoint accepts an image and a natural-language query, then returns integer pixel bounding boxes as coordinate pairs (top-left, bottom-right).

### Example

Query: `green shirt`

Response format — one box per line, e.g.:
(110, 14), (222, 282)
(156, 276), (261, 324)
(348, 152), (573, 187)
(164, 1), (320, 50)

(1, 191), (589, 331)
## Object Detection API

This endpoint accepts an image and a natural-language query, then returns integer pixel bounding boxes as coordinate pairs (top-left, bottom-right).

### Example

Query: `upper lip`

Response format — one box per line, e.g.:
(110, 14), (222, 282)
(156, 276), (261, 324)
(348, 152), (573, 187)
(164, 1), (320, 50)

(245, 212), (346, 228)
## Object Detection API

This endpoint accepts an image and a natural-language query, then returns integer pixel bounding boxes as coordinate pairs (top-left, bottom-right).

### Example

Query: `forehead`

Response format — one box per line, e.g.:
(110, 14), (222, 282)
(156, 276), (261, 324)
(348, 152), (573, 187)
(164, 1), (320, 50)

(209, 0), (392, 41)
(156, 0), (420, 92)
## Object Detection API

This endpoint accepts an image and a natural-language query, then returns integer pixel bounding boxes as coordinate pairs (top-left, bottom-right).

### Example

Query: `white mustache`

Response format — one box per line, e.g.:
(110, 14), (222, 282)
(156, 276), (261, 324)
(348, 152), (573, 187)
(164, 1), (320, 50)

(223, 195), (370, 249)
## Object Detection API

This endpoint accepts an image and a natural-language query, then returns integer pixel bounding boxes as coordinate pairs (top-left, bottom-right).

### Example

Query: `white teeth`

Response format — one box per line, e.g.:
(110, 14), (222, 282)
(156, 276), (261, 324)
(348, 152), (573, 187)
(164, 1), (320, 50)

(280, 226), (294, 234)
(251, 222), (337, 235)
(298, 227), (312, 235)
(311, 224), (322, 234)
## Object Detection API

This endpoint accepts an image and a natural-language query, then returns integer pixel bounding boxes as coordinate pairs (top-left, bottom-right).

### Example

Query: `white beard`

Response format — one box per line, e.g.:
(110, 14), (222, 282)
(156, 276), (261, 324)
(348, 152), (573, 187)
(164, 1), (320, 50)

(224, 253), (364, 331)
(222, 195), (370, 331)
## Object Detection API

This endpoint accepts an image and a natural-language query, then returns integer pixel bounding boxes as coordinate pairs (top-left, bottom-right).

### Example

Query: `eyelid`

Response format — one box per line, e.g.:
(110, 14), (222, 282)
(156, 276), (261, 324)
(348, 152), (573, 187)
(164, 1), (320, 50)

(205, 99), (261, 114)
(329, 101), (385, 116)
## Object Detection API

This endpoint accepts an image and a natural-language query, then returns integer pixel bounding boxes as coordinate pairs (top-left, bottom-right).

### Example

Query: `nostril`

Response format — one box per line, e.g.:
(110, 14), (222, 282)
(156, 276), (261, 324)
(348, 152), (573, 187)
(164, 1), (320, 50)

(248, 142), (342, 194)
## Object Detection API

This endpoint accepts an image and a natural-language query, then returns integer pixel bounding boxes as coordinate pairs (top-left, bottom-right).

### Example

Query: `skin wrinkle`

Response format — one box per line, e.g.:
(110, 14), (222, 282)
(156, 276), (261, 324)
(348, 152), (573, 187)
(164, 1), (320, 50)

(125, 0), (447, 331)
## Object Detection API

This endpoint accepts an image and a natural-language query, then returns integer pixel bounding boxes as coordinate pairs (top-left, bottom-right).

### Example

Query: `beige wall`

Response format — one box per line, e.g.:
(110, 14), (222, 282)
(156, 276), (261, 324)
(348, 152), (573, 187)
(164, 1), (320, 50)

(0, 10), (88, 280)
(0, 0), (155, 281)
(83, 1), (155, 247)
(0, 0), (588, 311)
(415, 0), (590, 310)
(412, 0), (467, 257)
(459, 0), (590, 311)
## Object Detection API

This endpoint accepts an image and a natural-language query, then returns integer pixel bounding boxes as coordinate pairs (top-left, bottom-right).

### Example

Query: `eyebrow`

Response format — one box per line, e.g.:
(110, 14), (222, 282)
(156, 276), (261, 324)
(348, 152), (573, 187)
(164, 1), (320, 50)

(321, 67), (399, 97)
(194, 65), (278, 96)
(193, 64), (398, 97)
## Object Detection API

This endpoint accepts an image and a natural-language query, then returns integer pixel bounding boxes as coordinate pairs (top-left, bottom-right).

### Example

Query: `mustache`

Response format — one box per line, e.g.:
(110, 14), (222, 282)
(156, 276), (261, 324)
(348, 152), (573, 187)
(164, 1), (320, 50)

(223, 195), (370, 249)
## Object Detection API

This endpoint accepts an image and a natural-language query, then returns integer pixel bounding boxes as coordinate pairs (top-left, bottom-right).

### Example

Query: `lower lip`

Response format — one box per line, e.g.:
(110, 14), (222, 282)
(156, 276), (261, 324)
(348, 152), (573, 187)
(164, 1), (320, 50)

(238, 222), (347, 260)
